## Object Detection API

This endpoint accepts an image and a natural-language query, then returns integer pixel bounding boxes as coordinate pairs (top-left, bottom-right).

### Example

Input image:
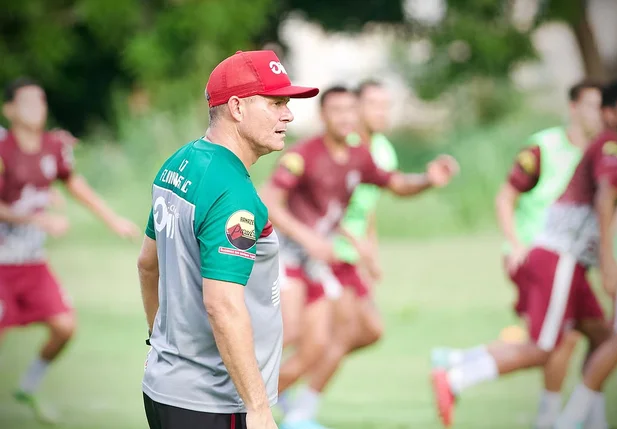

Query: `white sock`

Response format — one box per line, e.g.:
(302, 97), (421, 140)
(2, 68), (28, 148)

(446, 349), (498, 395)
(446, 345), (487, 367)
(534, 390), (562, 429)
(19, 358), (50, 394)
(585, 393), (608, 429)
(557, 384), (600, 425)
(283, 387), (321, 423)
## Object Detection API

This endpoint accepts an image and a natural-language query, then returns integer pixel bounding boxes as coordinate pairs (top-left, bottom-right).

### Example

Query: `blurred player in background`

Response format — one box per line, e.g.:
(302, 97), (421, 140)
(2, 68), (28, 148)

(554, 80), (617, 429)
(260, 85), (459, 429)
(0, 78), (140, 424)
(279, 80), (400, 428)
(430, 81), (617, 429)
(431, 80), (604, 429)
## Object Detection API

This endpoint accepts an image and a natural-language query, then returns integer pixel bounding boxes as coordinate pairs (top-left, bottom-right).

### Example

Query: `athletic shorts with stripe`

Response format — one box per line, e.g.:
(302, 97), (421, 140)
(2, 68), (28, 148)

(143, 393), (247, 429)
(278, 234), (342, 304)
(514, 247), (604, 351)
(0, 263), (72, 331)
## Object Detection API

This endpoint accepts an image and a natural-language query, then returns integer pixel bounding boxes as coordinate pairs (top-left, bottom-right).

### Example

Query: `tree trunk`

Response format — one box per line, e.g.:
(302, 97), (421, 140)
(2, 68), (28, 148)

(572, 3), (606, 80)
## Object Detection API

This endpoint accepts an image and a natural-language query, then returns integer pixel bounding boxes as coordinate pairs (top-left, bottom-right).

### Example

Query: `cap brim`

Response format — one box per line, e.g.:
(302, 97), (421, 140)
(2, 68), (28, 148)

(260, 85), (320, 99)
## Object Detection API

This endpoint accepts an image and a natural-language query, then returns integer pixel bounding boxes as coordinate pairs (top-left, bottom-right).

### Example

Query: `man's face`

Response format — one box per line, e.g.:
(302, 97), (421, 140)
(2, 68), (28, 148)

(320, 92), (358, 142)
(239, 95), (294, 156)
(602, 103), (617, 131)
(359, 85), (391, 134)
(4, 85), (48, 131)
(570, 88), (603, 139)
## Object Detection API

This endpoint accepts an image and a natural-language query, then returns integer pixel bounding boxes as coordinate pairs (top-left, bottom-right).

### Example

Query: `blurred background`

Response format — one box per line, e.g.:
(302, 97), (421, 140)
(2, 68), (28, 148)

(1, 0), (616, 428)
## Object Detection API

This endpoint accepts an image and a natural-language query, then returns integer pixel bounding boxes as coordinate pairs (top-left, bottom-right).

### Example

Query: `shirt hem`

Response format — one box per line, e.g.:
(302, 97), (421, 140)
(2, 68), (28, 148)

(142, 383), (277, 413)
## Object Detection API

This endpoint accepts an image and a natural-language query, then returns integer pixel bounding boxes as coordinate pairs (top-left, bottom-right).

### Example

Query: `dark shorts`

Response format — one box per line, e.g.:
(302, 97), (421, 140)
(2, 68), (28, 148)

(143, 393), (247, 429)
(0, 263), (72, 330)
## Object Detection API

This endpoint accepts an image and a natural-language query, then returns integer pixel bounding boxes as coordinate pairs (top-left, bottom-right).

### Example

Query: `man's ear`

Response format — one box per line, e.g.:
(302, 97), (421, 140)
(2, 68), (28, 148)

(2, 103), (13, 122)
(228, 96), (243, 122)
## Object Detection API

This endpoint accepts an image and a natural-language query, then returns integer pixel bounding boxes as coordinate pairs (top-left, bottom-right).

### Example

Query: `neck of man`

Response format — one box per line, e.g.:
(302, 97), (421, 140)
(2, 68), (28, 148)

(566, 123), (589, 149)
(358, 124), (373, 146)
(13, 125), (44, 154)
(323, 133), (349, 163)
(205, 125), (256, 169)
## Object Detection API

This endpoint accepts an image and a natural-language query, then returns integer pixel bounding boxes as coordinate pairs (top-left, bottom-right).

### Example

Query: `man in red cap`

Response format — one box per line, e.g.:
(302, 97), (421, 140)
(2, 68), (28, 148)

(138, 50), (318, 429)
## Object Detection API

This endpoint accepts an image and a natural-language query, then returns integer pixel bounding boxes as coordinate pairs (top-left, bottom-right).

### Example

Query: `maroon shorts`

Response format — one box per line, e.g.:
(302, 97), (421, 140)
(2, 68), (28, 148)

(284, 266), (328, 305)
(513, 248), (604, 351)
(0, 263), (72, 330)
(504, 256), (528, 317)
(330, 262), (370, 298)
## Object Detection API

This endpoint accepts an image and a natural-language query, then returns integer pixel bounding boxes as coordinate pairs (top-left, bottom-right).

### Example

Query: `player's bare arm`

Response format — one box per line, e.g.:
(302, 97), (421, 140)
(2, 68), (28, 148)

(64, 175), (140, 239)
(495, 183), (527, 273)
(137, 236), (159, 332)
(202, 279), (273, 417)
(387, 154), (459, 196)
(0, 201), (69, 237)
(260, 183), (334, 262)
(594, 178), (617, 297)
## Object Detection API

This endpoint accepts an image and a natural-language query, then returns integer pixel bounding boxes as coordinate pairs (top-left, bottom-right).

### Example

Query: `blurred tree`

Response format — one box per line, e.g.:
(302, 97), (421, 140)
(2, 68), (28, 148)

(0, 0), (274, 136)
(400, 0), (609, 101)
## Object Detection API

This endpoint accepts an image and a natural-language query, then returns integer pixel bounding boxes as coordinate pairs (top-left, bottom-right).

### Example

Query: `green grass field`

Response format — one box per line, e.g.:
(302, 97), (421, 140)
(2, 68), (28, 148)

(1, 229), (616, 429)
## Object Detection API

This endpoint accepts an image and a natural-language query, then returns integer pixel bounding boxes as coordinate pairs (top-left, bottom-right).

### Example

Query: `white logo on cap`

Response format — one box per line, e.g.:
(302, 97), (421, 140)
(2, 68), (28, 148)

(269, 61), (288, 75)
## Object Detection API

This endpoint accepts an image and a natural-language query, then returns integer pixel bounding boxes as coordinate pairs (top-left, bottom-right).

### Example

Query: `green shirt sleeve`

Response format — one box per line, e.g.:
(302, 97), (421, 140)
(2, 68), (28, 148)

(145, 208), (156, 240)
(196, 189), (263, 286)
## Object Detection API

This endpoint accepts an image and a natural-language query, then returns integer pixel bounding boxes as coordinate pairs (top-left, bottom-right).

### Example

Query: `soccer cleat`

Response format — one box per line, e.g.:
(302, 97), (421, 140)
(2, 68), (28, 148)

(431, 369), (455, 427)
(13, 390), (59, 426)
(280, 420), (331, 429)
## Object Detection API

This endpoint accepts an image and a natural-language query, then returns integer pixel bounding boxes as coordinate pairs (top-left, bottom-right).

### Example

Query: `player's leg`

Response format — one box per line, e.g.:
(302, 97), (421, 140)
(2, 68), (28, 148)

(533, 330), (581, 429)
(280, 269), (306, 348)
(277, 284), (332, 395)
(431, 249), (576, 427)
(554, 289), (614, 429)
(348, 269), (383, 351)
(283, 287), (357, 429)
(13, 264), (75, 424)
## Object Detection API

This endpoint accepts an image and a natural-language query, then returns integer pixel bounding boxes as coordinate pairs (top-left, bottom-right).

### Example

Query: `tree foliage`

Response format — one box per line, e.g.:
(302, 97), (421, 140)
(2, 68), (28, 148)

(0, 0), (274, 135)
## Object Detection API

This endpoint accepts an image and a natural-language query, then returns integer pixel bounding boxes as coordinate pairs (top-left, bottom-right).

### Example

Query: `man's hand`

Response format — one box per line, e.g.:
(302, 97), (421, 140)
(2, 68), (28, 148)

(303, 234), (336, 263)
(506, 243), (528, 277)
(107, 215), (141, 240)
(355, 239), (381, 282)
(601, 256), (617, 298)
(32, 213), (70, 238)
(246, 408), (277, 429)
(49, 128), (78, 147)
(426, 155), (460, 188)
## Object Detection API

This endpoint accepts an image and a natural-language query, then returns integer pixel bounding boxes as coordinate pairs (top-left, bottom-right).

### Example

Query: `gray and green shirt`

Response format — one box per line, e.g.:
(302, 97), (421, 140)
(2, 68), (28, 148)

(142, 138), (282, 413)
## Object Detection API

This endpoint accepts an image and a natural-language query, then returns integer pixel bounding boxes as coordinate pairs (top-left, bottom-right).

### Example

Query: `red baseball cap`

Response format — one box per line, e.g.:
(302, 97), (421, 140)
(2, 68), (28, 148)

(205, 50), (319, 108)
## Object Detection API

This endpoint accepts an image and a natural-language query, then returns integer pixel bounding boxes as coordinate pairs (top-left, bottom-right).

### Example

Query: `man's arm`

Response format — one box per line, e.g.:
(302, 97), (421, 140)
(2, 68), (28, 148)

(0, 202), (33, 224)
(496, 146), (541, 251)
(385, 172), (432, 196)
(137, 235), (159, 332)
(495, 183), (523, 250)
(203, 279), (270, 412)
(259, 182), (334, 262)
(595, 179), (617, 296)
(259, 183), (315, 245)
(373, 155), (459, 197)
(65, 175), (139, 238)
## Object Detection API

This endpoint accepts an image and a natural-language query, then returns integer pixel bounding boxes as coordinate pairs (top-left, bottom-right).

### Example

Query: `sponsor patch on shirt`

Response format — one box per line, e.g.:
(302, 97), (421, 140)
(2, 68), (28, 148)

(225, 210), (256, 251)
